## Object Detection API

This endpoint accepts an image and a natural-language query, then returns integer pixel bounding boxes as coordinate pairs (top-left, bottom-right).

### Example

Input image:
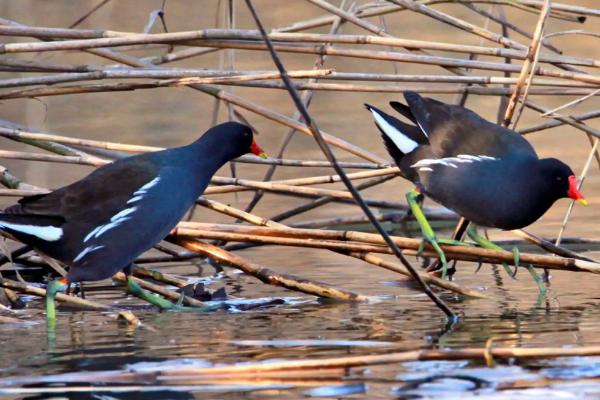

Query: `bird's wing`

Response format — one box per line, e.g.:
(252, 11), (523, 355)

(6, 154), (161, 221)
(0, 153), (163, 254)
(403, 91), (537, 159)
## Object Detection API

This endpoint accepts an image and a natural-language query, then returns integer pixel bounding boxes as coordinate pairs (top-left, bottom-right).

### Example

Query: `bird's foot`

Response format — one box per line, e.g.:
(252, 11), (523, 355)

(126, 276), (176, 310)
(46, 277), (68, 328)
(407, 190), (450, 279)
(467, 226), (546, 293)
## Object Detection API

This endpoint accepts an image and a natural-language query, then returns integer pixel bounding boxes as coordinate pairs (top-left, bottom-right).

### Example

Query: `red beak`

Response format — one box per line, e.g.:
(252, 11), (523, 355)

(567, 175), (587, 205)
(250, 140), (268, 159)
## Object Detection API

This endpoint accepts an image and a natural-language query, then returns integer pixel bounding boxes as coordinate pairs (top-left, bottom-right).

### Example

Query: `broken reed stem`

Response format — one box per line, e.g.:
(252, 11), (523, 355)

(173, 222), (600, 274)
(4, 26), (600, 82)
(0, 151), (401, 204)
(144, 345), (600, 375)
(205, 167), (399, 195)
(7, 81), (600, 101)
(194, 189), (479, 298)
(132, 265), (188, 288)
(0, 18), (383, 163)
(0, 68), (332, 89)
(503, 0), (552, 127)
(3, 66), (595, 89)
(512, 229), (596, 262)
(172, 239), (369, 301)
(0, 277), (108, 310)
(289, 208), (456, 229)
(0, 125), (385, 168)
(172, 228), (486, 298)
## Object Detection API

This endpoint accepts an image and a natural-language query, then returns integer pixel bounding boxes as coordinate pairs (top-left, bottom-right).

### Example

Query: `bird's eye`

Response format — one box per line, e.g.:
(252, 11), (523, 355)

(556, 176), (562, 181)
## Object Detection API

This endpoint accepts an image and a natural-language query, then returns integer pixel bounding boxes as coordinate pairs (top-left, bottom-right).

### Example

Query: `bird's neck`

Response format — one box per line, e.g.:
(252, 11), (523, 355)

(183, 139), (238, 180)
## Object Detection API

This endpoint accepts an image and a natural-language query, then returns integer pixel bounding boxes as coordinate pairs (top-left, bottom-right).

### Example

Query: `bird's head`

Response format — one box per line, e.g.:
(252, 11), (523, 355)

(539, 158), (587, 205)
(206, 121), (267, 160)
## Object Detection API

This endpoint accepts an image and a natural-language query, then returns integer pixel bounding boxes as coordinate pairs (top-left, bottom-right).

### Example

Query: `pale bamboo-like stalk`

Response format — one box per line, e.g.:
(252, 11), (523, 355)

(505, 0), (552, 129)
(0, 68), (332, 89)
(173, 222), (600, 274)
(6, 81), (600, 101)
(0, 277), (108, 310)
(505, 0), (552, 128)
(0, 125), (385, 168)
(173, 239), (369, 301)
(0, 17), (384, 163)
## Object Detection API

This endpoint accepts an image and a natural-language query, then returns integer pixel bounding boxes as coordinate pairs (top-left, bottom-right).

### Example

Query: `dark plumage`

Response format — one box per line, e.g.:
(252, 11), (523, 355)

(0, 121), (265, 283)
(366, 91), (586, 230)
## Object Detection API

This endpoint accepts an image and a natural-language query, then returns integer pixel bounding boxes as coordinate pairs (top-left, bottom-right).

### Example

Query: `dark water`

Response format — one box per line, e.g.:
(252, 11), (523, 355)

(1, 0), (600, 398)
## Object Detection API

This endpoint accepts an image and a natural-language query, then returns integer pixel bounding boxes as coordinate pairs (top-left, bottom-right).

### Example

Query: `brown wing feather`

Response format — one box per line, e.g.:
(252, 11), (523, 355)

(403, 91), (537, 159)
(6, 154), (161, 222)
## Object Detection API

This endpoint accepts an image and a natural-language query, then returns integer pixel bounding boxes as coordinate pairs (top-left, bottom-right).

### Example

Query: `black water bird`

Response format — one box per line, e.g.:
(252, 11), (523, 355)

(366, 91), (586, 277)
(0, 121), (267, 323)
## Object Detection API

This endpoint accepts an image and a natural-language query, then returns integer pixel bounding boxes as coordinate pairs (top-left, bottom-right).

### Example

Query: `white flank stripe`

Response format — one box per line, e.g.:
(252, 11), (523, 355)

(0, 222), (63, 242)
(457, 154), (481, 160)
(73, 245), (104, 263)
(369, 108), (418, 154)
(411, 155), (497, 170)
(419, 167), (434, 172)
(84, 225), (103, 243)
(127, 195), (143, 204)
(83, 207), (137, 243)
(83, 176), (160, 244)
(133, 177), (160, 196)
(92, 220), (122, 239)
(110, 206), (137, 222)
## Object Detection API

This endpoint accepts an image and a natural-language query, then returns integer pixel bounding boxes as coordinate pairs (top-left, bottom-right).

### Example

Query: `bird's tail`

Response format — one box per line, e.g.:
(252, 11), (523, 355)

(364, 103), (425, 164)
(0, 213), (64, 242)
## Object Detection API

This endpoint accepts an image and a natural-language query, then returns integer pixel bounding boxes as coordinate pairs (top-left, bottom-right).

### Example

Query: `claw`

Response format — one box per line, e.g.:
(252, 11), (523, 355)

(475, 261), (483, 273)
(468, 226), (545, 293)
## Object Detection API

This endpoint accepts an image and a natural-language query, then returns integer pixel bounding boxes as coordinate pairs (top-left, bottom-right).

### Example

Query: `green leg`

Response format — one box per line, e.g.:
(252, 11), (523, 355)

(46, 278), (68, 328)
(467, 225), (517, 278)
(406, 190), (449, 279)
(467, 226), (546, 293)
(126, 276), (176, 310)
(527, 265), (547, 295)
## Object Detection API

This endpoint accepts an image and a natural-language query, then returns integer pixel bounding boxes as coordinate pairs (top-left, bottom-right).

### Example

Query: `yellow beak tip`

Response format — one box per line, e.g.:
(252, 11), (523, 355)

(577, 199), (588, 206)
(258, 152), (268, 159)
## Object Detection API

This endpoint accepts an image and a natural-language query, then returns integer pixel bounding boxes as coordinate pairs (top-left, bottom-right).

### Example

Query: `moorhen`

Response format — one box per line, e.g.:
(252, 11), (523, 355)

(0, 121), (266, 323)
(366, 91), (586, 278)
